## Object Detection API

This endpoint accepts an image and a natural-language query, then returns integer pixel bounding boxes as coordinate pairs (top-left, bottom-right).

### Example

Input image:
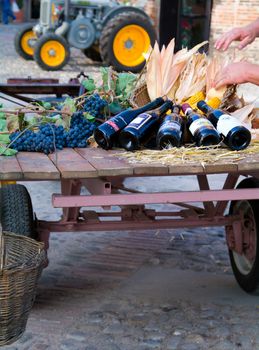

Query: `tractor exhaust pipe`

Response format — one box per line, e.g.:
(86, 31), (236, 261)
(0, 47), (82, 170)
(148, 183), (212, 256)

(64, 0), (70, 21)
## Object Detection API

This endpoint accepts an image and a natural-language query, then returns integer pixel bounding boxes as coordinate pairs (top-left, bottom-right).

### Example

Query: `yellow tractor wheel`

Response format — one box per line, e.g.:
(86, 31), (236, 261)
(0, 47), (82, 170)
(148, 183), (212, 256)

(100, 12), (156, 72)
(33, 33), (70, 71)
(14, 24), (37, 60)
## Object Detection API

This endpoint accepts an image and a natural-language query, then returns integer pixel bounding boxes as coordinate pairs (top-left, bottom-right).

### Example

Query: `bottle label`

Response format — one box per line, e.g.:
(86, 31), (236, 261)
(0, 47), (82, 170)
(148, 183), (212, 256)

(106, 120), (120, 132)
(159, 120), (181, 132)
(128, 113), (152, 130)
(189, 118), (214, 136)
(217, 114), (243, 137)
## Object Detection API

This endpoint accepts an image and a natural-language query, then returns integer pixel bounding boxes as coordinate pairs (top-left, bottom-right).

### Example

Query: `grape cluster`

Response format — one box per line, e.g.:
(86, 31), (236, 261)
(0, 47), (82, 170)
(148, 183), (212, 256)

(83, 93), (108, 119)
(10, 125), (66, 154)
(10, 112), (97, 154)
(66, 111), (96, 148)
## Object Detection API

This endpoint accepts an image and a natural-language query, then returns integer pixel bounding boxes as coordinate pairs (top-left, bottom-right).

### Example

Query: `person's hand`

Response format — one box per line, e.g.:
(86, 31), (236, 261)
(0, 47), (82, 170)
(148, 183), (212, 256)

(214, 24), (257, 51)
(214, 62), (252, 89)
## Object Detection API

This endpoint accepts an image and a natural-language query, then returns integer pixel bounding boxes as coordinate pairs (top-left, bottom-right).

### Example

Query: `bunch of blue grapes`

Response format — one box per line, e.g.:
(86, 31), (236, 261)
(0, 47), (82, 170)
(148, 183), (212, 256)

(10, 124), (66, 154)
(83, 93), (108, 119)
(67, 111), (96, 148)
(9, 111), (97, 154)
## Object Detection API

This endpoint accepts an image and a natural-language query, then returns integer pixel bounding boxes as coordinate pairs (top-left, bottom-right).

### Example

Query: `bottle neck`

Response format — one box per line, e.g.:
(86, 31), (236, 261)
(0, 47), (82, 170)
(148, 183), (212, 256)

(197, 101), (213, 115)
(136, 97), (164, 114)
(171, 105), (181, 116)
(154, 101), (172, 117)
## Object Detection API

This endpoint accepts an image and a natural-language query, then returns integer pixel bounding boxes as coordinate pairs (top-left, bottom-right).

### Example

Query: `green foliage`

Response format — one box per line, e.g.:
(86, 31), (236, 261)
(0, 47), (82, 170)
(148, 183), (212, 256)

(60, 97), (76, 129)
(82, 77), (96, 93)
(0, 146), (17, 156)
(82, 67), (137, 114)
(0, 119), (7, 132)
(116, 73), (136, 101)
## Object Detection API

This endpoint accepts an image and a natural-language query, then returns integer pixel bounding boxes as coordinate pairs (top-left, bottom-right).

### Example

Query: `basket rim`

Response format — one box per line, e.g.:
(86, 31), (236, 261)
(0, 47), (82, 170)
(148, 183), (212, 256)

(0, 231), (46, 274)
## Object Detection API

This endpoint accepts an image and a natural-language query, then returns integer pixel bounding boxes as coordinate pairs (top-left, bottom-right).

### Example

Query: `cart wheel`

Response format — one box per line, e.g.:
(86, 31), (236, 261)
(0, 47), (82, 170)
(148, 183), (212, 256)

(33, 33), (70, 71)
(228, 177), (259, 294)
(0, 184), (36, 239)
(14, 24), (37, 60)
(99, 12), (156, 72)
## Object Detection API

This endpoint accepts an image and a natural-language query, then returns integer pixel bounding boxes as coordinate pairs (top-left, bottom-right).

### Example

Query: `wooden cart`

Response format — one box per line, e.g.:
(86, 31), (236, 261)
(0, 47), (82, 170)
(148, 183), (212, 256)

(1, 148), (259, 294)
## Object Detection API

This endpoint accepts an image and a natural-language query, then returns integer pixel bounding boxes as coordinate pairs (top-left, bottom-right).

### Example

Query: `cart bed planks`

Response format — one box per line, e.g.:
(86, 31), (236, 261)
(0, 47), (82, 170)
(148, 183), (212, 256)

(0, 155), (23, 180)
(49, 149), (97, 179)
(1, 149), (259, 180)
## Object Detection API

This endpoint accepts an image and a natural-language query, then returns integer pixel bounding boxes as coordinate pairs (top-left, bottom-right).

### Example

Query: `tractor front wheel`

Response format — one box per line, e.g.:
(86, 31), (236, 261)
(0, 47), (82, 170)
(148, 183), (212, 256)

(14, 24), (37, 60)
(99, 12), (156, 72)
(34, 33), (70, 71)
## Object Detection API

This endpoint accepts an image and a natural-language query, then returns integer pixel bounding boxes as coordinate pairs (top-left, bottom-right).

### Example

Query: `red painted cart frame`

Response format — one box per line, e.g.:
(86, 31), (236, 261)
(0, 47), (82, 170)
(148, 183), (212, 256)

(1, 148), (259, 292)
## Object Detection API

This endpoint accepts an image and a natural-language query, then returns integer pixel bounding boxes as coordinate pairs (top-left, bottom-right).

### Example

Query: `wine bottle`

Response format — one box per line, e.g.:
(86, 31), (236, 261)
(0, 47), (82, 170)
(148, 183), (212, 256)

(181, 103), (221, 147)
(94, 97), (164, 150)
(197, 100), (251, 151)
(119, 100), (173, 151)
(156, 105), (183, 149)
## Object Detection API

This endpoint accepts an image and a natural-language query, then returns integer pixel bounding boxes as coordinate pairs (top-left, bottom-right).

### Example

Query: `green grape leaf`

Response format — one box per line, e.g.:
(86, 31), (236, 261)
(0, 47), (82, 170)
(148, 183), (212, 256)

(6, 114), (19, 133)
(0, 133), (10, 144)
(60, 97), (76, 129)
(82, 78), (96, 92)
(0, 146), (17, 156)
(24, 114), (38, 127)
(101, 67), (116, 92)
(0, 118), (7, 132)
(42, 101), (52, 110)
(0, 144), (17, 156)
(0, 111), (6, 119)
(116, 73), (136, 100)
(55, 118), (67, 128)
(108, 100), (122, 115)
(83, 112), (95, 122)
(0, 146), (16, 156)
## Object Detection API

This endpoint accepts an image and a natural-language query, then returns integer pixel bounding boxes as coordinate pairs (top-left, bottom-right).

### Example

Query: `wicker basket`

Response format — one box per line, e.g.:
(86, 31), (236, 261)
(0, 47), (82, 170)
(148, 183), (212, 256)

(0, 224), (46, 346)
(130, 83), (151, 108)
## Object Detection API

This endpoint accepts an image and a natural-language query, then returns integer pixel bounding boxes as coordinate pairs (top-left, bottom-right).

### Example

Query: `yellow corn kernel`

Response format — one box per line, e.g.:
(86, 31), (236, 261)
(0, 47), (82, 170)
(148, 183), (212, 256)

(207, 97), (221, 109)
(185, 91), (205, 109)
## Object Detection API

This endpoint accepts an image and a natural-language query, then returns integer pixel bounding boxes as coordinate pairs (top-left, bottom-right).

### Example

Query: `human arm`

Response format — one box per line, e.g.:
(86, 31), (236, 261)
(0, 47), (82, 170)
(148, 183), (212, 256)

(214, 18), (259, 51)
(214, 61), (259, 89)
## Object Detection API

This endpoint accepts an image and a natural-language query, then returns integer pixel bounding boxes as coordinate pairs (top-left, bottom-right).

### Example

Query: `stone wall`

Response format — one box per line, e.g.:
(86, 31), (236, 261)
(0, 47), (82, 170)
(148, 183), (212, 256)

(210, 0), (259, 63)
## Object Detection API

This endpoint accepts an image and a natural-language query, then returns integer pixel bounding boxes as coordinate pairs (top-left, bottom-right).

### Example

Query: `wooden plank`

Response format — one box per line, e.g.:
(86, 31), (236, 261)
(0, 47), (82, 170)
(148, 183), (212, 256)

(17, 152), (60, 180)
(76, 148), (134, 177)
(238, 155), (259, 172)
(0, 155), (23, 180)
(49, 148), (97, 179)
(132, 162), (169, 176)
(169, 163), (204, 175)
(204, 162), (238, 174)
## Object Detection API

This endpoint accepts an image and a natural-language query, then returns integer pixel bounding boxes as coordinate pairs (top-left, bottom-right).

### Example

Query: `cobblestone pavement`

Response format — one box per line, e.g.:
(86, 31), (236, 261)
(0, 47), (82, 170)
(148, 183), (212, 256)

(1, 24), (259, 350)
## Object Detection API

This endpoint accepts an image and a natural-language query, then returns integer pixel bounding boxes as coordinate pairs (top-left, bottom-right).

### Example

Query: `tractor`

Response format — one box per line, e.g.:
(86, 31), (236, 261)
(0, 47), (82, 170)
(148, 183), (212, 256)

(14, 0), (156, 72)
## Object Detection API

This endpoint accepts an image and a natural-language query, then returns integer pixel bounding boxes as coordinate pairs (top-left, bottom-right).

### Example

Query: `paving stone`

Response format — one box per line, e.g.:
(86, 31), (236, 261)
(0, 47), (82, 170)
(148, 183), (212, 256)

(66, 332), (87, 342)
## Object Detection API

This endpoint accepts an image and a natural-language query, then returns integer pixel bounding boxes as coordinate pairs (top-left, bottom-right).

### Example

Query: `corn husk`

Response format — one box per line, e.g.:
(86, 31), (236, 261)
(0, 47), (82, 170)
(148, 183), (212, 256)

(145, 39), (208, 101)
(174, 53), (207, 103)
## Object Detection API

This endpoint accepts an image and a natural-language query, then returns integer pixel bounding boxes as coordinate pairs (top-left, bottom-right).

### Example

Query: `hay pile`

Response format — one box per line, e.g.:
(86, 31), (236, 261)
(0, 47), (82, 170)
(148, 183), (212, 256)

(116, 142), (259, 166)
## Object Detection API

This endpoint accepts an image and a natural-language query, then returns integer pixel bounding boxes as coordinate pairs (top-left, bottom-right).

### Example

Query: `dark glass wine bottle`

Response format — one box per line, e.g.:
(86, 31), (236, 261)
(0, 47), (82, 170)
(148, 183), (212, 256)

(197, 100), (251, 151)
(94, 97), (164, 150)
(156, 105), (183, 149)
(119, 100), (173, 151)
(181, 103), (221, 147)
